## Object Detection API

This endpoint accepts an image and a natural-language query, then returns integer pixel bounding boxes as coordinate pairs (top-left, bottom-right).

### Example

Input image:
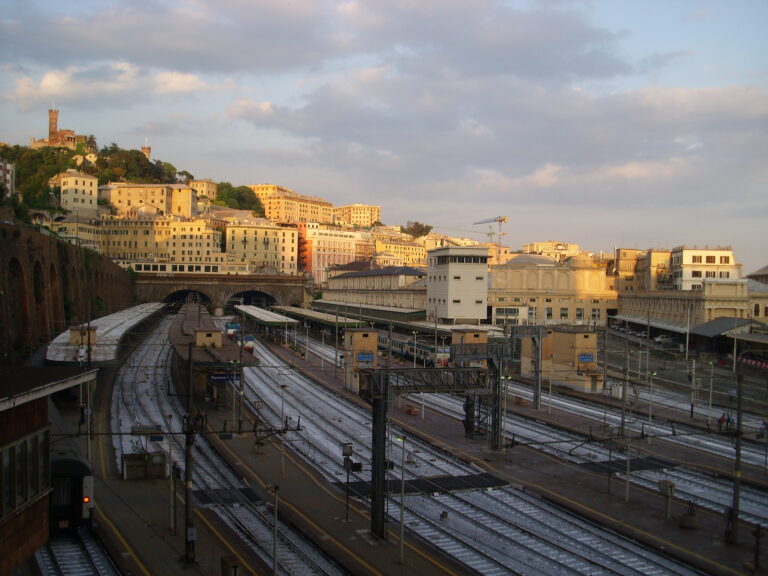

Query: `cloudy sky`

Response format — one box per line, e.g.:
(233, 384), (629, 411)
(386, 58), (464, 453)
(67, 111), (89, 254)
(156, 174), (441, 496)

(1, 0), (766, 272)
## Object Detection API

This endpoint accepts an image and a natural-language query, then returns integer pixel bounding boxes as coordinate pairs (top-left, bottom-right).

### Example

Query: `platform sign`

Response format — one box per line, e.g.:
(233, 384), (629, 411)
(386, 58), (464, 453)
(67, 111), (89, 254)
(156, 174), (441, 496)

(578, 354), (595, 363)
(209, 372), (240, 382)
(357, 352), (375, 364)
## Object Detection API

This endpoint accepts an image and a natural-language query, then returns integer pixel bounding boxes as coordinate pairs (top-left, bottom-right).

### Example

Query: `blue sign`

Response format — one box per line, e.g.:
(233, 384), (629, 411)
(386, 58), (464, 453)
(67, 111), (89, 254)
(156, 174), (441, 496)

(209, 373), (239, 382)
(357, 352), (375, 363)
(578, 354), (594, 363)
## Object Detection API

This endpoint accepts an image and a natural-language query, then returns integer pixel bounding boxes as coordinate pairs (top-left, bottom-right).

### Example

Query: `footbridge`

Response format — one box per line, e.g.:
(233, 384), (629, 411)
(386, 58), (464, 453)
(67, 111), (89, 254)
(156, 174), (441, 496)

(133, 273), (309, 315)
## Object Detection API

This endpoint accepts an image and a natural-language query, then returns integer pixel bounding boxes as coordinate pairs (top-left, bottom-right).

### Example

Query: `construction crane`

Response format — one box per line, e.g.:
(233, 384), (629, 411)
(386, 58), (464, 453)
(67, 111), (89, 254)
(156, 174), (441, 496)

(472, 216), (508, 244)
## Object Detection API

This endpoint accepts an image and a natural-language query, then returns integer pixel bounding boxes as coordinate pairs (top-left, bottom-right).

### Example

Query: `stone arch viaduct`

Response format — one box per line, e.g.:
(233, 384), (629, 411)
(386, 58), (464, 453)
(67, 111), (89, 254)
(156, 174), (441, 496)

(0, 221), (134, 364)
(133, 273), (309, 316)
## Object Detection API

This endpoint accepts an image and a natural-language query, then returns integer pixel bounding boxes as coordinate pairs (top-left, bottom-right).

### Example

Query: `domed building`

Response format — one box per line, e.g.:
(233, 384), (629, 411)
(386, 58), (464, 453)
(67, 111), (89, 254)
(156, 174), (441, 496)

(488, 252), (618, 327)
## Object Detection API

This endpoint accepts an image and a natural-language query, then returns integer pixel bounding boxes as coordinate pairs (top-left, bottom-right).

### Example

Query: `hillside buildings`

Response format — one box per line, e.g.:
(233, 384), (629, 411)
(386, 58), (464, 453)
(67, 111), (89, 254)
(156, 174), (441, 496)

(49, 170), (99, 218)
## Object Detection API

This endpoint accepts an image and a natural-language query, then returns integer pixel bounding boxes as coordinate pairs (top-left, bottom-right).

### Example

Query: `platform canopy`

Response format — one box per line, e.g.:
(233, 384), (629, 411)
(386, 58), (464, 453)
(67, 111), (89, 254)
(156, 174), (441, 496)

(235, 304), (299, 326)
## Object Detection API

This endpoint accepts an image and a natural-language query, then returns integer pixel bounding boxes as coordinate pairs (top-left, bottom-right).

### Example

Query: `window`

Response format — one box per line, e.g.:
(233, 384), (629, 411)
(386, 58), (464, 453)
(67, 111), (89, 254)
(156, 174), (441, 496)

(546, 307), (553, 320)
(706, 271), (716, 278)
(719, 271), (730, 278)
(691, 271), (702, 278)
(591, 308), (601, 320)
(452, 299), (461, 304)
(706, 255), (716, 263)
(576, 308), (584, 321)
(692, 255), (702, 263)
(560, 308), (569, 320)
(720, 256), (730, 264)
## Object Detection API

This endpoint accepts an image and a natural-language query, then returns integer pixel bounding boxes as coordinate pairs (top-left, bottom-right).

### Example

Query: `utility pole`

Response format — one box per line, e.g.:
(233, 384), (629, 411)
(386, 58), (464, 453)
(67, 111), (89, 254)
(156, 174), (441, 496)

(727, 369), (744, 544)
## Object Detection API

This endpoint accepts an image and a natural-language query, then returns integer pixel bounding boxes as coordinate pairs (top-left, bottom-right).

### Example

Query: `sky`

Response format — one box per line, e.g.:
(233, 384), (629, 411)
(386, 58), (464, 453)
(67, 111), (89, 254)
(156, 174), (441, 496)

(1, 0), (766, 273)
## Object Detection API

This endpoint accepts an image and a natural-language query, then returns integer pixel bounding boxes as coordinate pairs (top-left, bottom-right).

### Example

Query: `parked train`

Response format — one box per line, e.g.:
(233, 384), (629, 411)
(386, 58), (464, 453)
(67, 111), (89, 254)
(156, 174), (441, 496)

(377, 331), (450, 367)
(49, 403), (94, 534)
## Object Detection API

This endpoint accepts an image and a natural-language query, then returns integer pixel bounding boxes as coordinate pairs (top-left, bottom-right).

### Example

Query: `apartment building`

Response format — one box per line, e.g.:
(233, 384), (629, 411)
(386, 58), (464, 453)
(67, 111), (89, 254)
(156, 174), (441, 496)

(224, 221), (298, 275)
(488, 253), (618, 327)
(427, 246), (489, 324)
(94, 217), (225, 272)
(49, 169), (99, 217)
(374, 237), (426, 267)
(298, 222), (360, 285)
(332, 203), (381, 227)
(99, 183), (185, 218)
(522, 240), (581, 262)
(0, 157), (15, 196)
(670, 246), (742, 290)
(190, 179), (218, 200)
(249, 184), (334, 224)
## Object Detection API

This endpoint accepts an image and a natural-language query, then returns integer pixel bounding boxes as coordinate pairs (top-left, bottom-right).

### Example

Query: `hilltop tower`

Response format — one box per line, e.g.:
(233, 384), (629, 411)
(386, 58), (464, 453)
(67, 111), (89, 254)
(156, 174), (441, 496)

(141, 138), (151, 160)
(48, 109), (59, 140)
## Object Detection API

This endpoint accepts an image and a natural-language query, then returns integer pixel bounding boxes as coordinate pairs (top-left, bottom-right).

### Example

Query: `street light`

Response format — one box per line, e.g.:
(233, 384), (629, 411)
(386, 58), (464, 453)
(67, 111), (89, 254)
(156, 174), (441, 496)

(707, 361), (714, 426)
(396, 435), (406, 564)
(647, 372), (656, 444)
(279, 384), (288, 475)
(269, 484), (279, 576)
(412, 331), (417, 369)
(320, 330), (326, 372)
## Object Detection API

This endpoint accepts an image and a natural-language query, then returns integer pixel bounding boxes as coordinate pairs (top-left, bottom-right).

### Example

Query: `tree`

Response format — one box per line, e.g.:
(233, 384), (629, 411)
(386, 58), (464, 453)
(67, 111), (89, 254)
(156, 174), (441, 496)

(177, 170), (194, 184)
(400, 221), (432, 238)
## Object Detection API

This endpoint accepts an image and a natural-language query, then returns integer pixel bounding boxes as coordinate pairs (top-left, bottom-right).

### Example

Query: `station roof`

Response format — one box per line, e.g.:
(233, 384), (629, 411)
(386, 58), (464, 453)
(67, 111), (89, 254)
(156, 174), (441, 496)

(690, 317), (752, 338)
(0, 367), (98, 411)
(235, 304), (299, 326)
(45, 303), (165, 365)
(611, 314), (689, 334)
(271, 305), (367, 328)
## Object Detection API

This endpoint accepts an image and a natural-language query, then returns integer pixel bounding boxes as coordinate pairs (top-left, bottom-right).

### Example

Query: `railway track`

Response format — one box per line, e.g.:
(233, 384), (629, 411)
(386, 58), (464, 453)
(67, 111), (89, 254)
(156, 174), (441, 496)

(35, 527), (120, 576)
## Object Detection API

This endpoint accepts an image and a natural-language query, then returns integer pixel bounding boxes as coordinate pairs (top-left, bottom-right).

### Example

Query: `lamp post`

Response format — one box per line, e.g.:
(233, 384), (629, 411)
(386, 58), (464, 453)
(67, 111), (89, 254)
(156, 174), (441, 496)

(320, 330), (326, 372)
(647, 372), (656, 444)
(396, 435), (406, 564)
(304, 323), (309, 359)
(270, 484), (279, 576)
(708, 361), (714, 426)
(279, 384), (288, 475)
(412, 332), (417, 369)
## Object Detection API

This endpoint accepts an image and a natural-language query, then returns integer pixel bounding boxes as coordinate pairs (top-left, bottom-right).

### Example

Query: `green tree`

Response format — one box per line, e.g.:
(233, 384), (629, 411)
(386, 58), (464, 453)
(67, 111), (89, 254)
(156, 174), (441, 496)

(400, 221), (432, 238)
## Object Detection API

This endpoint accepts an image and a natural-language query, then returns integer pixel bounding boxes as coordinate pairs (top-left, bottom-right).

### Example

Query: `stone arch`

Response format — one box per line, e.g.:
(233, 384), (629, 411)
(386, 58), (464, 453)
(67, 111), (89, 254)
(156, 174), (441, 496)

(226, 290), (278, 310)
(7, 258), (30, 358)
(33, 260), (50, 344)
(49, 262), (64, 335)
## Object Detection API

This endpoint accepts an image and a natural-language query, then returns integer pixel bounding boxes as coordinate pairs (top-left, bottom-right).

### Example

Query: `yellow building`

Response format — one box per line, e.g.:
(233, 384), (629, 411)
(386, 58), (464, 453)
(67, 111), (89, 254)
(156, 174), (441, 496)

(93, 217), (226, 272)
(190, 179), (218, 200)
(520, 329), (603, 393)
(332, 204), (381, 227)
(373, 238), (426, 267)
(99, 183), (197, 219)
(522, 241), (581, 262)
(49, 169), (99, 217)
(298, 222), (366, 284)
(249, 184), (334, 224)
(224, 221), (298, 275)
(489, 253), (618, 327)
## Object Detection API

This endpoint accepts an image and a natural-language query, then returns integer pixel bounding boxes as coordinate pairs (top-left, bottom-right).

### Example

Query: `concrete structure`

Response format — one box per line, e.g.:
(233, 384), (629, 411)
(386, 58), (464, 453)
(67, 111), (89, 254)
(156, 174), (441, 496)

(522, 241), (581, 263)
(49, 170), (99, 218)
(520, 329), (603, 393)
(133, 274), (307, 316)
(332, 204), (381, 227)
(427, 246), (489, 325)
(250, 184), (334, 224)
(488, 253), (618, 327)
(342, 328), (378, 392)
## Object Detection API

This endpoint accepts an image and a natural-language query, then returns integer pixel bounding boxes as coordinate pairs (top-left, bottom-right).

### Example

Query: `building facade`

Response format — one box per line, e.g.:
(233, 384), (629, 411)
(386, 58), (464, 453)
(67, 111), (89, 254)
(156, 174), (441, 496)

(522, 240), (581, 262)
(250, 184), (334, 224)
(190, 179), (218, 201)
(224, 221), (298, 275)
(332, 204), (381, 227)
(49, 170), (99, 217)
(323, 266), (427, 309)
(670, 246), (742, 290)
(427, 246), (489, 324)
(488, 253), (618, 327)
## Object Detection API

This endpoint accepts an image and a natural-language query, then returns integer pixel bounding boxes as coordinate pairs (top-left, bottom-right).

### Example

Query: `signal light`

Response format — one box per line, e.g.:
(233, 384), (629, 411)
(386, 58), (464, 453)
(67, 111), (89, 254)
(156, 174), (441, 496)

(82, 496), (91, 503)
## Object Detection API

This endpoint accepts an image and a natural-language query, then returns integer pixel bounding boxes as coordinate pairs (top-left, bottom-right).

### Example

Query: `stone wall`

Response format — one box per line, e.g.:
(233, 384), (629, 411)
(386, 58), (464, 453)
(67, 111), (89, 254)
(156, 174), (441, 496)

(0, 215), (134, 364)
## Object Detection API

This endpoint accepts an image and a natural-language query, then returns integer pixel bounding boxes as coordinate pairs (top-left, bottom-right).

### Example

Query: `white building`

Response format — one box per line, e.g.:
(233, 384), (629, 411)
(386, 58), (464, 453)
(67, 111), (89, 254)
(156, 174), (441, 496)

(49, 169), (99, 217)
(427, 246), (489, 325)
(670, 246), (742, 290)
